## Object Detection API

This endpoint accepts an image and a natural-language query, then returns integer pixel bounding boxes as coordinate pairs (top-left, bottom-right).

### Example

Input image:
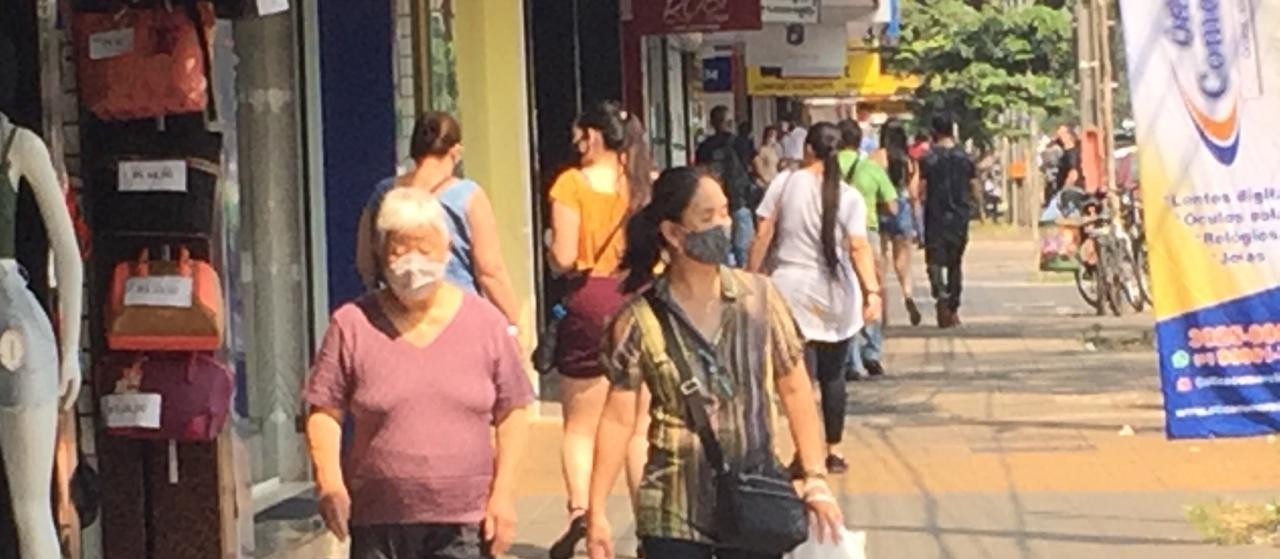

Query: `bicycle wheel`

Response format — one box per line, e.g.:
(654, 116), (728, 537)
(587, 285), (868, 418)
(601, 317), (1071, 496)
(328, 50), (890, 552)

(1119, 245), (1145, 312)
(1099, 240), (1125, 316)
(1076, 264), (1100, 308)
(1134, 240), (1153, 305)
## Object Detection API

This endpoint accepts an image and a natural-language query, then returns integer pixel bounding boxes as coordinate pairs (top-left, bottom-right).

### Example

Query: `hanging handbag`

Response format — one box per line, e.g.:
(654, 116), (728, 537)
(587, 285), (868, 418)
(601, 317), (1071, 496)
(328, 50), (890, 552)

(107, 247), (224, 351)
(100, 353), (233, 441)
(532, 184), (628, 375)
(73, 1), (217, 122)
(638, 292), (809, 555)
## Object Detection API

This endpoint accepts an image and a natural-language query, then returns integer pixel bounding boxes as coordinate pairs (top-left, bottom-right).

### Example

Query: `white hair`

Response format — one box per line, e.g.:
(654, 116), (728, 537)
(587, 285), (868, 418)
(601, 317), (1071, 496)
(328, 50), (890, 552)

(375, 187), (451, 246)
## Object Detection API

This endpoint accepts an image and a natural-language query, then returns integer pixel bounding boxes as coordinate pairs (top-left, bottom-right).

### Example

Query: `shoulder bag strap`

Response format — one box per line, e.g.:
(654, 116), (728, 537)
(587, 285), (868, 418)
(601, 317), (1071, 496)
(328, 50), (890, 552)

(0, 126), (16, 171)
(843, 154), (860, 185)
(642, 292), (730, 476)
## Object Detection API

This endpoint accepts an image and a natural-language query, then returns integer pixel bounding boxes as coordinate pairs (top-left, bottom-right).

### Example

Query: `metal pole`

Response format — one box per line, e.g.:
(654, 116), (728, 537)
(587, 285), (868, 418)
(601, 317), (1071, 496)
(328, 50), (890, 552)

(1076, 0), (1097, 128)
(1097, 0), (1118, 205)
(233, 10), (311, 486)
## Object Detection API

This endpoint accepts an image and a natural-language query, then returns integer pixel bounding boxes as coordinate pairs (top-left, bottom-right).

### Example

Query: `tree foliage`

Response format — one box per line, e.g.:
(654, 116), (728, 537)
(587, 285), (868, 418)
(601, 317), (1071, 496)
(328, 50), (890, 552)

(887, 0), (1076, 146)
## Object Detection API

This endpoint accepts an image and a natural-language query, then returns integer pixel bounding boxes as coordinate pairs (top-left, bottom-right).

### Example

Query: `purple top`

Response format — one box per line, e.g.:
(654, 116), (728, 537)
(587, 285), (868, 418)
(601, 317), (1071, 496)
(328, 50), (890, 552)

(303, 292), (535, 525)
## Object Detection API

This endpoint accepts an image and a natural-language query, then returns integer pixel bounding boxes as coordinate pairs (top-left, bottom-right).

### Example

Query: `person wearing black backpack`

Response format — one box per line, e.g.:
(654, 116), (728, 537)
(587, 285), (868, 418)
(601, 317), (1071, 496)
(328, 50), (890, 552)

(695, 106), (757, 267)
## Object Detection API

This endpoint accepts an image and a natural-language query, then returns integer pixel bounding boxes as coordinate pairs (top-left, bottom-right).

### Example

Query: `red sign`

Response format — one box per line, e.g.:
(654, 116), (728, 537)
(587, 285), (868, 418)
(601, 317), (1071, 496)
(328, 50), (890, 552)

(630, 0), (764, 35)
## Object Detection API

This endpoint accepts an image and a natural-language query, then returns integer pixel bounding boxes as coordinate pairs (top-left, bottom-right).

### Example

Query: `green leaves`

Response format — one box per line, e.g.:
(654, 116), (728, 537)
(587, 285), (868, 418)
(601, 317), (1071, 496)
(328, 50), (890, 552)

(888, 0), (1076, 146)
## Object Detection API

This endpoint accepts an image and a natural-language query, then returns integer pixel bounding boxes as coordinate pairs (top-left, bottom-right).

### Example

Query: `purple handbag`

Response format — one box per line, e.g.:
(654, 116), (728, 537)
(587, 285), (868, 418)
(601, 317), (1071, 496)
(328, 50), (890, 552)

(101, 353), (233, 442)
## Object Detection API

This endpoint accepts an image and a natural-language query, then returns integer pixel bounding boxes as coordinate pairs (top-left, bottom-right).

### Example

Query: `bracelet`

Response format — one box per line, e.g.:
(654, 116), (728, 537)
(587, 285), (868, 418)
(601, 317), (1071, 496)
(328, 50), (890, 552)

(802, 478), (832, 498)
(805, 492), (838, 505)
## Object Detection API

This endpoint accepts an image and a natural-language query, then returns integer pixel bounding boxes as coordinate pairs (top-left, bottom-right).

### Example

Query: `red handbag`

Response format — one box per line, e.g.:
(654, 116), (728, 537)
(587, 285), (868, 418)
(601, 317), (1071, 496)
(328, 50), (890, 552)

(73, 2), (216, 121)
(100, 353), (233, 442)
(107, 247), (224, 351)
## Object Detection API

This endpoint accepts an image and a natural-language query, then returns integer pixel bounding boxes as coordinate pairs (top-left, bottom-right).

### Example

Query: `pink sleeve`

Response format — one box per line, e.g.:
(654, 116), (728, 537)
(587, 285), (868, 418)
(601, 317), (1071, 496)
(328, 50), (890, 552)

(491, 322), (535, 419)
(303, 316), (351, 410)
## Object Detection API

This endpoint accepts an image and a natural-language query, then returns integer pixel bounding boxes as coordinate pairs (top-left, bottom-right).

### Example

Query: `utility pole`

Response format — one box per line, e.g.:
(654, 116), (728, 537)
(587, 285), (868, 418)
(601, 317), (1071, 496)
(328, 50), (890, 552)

(1076, 0), (1098, 129)
(1096, 0), (1117, 197)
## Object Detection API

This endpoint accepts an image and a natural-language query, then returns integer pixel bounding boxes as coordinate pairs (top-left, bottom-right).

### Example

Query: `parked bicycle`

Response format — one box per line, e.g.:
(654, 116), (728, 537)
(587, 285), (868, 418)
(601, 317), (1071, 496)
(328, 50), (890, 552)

(1075, 199), (1144, 316)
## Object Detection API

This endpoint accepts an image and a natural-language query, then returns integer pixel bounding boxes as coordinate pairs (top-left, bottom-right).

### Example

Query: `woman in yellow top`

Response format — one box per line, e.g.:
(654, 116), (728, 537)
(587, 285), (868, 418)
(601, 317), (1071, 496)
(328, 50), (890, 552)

(546, 101), (654, 559)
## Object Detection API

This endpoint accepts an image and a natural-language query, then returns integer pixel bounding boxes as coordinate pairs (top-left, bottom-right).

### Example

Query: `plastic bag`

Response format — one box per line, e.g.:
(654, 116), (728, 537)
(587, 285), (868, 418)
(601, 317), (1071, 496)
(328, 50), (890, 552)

(784, 527), (867, 559)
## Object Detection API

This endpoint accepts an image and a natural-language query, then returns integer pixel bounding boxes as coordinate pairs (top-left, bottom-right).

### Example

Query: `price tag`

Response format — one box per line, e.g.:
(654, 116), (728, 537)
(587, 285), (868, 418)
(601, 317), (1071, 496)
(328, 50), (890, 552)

(118, 160), (187, 193)
(0, 329), (24, 371)
(102, 393), (162, 429)
(123, 276), (194, 308)
(256, 0), (289, 16)
(89, 28), (135, 61)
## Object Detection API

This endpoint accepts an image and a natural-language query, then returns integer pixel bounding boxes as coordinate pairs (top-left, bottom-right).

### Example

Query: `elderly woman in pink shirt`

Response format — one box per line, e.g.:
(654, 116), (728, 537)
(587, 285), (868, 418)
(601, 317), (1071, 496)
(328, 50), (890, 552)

(304, 187), (534, 559)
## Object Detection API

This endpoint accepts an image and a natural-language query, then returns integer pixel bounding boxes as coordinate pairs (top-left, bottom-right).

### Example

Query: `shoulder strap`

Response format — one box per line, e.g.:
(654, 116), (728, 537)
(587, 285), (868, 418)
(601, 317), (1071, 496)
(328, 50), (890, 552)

(0, 125), (16, 170)
(640, 292), (730, 476)
(843, 154), (861, 185)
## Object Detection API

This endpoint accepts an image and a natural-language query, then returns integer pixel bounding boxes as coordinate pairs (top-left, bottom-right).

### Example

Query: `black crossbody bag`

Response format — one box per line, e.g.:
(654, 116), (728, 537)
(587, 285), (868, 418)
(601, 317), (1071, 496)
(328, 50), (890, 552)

(643, 292), (809, 555)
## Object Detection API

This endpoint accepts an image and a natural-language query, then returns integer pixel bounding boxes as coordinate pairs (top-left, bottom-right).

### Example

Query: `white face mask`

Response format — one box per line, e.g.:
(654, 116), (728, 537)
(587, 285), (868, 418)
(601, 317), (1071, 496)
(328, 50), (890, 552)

(386, 251), (447, 304)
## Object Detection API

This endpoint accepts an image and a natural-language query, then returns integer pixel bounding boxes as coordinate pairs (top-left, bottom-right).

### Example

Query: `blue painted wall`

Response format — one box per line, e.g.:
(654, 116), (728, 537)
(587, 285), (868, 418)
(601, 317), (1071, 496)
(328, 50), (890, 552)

(317, 0), (397, 310)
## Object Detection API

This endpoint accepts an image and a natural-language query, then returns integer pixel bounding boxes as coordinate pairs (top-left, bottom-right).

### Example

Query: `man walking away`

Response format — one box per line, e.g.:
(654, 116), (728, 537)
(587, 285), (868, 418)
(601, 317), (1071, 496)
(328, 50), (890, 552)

(695, 105), (756, 266)
(918, 114), (976, 328)
(837, 119), (898, 379)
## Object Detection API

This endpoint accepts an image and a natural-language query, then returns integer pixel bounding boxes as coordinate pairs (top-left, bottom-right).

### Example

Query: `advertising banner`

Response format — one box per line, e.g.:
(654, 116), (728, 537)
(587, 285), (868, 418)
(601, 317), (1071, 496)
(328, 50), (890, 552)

(1120, 0), (1280, 438)
(630, 0), (763, 35)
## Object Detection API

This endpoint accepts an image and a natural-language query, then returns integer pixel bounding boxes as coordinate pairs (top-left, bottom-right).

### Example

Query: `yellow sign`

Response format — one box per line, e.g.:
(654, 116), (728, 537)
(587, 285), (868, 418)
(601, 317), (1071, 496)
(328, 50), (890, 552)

(746, 51), (920, 98)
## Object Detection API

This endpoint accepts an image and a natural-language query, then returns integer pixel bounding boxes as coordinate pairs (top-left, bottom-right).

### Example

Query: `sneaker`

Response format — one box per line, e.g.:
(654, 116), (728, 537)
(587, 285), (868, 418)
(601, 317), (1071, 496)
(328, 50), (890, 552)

(826, 454), (849, 474)
(905, 298), (923, 326)
(865, 359), (886, 377)
(549, 514), (587, 559)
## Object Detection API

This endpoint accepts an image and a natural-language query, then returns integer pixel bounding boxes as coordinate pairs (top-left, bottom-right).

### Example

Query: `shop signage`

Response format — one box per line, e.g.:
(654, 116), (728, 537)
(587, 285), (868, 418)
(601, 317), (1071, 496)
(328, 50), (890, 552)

(745, 23), (847, 77)
(762, 0), (820, 24)
(1119, 0), (1280, 438)
(746, 50), (920, 97)
(124, 276), (195, 308)
(102, 393), (162, 430)
(703, 57), (734, 92)
(630, 0), (764, 35)
(118, 160), (187, 193)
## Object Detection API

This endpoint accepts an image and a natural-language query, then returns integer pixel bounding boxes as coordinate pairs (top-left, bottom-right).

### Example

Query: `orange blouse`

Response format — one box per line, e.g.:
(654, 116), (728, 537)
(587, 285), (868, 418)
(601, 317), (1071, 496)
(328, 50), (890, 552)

(549, 169), (629, 276)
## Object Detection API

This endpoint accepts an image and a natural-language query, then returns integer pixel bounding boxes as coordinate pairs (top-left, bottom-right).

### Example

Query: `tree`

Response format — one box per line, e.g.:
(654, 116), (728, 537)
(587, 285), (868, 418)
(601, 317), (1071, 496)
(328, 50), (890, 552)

(887, 0), (1076, 146)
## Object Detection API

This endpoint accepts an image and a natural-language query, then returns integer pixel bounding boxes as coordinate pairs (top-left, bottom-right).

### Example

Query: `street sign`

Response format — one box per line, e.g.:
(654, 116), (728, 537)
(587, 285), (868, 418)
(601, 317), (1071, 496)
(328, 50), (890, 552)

(762, 0), (820, 24)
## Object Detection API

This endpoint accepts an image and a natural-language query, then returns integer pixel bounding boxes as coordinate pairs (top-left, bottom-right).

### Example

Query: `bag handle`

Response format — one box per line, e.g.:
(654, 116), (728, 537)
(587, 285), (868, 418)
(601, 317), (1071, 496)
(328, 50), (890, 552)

(640, 292), (731, 476)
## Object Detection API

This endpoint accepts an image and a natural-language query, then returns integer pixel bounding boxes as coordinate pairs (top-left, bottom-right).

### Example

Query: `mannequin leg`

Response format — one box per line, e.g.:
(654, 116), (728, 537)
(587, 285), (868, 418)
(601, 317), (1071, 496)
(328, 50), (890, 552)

(0, 401), (60, 559)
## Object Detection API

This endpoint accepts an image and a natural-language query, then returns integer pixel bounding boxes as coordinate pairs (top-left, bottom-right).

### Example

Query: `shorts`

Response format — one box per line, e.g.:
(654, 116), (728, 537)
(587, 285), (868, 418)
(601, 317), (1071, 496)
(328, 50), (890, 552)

(350, 523), (492, 559)
(0, 266), (59, 408)
(554, 276), (625, 378)
(879, 198), (917, 238)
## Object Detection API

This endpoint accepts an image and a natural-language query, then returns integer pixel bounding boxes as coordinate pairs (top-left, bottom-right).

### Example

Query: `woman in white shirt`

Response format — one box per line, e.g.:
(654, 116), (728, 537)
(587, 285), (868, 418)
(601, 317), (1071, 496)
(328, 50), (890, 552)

(747, 122), (882, 473)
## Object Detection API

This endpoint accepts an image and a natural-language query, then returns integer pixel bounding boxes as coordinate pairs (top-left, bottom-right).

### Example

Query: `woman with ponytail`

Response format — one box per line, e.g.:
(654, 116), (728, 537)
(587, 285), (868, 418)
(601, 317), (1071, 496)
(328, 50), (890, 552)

(871, 117), (923, 326)
(746, 123), (882, 474)
(586, 168), (845, 559)
(546, 101), (650, 559)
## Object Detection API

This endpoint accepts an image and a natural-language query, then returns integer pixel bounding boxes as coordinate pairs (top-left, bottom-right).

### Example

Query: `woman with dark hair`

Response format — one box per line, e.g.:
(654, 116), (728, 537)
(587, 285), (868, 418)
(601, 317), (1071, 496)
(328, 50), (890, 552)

(355, 112), (522, 327)
(871, 117), (923, 326)
(586, 167), (844, 559)
(746, 123), (881, 473)
(545, 101), (649, 559)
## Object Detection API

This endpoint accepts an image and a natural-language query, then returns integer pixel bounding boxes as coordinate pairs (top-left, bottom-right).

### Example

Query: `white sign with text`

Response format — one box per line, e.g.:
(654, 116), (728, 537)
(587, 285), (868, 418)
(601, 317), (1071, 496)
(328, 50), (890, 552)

(89, 28), (135, 61)
(124, 276), (194, 308)
(102, 393), (162, 430)
(119, 160), (187, 193)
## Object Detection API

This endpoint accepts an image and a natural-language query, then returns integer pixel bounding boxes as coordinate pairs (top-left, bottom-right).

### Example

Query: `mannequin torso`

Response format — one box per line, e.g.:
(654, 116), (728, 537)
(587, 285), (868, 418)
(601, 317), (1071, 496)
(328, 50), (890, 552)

(0, 111), (83, 559)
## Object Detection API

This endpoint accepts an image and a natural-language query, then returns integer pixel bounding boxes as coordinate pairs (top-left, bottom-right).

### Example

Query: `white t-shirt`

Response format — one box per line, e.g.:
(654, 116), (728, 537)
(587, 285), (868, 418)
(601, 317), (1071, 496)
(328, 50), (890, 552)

(756, 169), (868, 343)
(781, 127), (808, 161)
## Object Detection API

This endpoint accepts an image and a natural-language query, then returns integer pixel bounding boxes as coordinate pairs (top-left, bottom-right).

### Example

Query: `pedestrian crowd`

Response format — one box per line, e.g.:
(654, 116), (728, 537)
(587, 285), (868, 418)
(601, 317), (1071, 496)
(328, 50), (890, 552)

(300, 102), (979, 559)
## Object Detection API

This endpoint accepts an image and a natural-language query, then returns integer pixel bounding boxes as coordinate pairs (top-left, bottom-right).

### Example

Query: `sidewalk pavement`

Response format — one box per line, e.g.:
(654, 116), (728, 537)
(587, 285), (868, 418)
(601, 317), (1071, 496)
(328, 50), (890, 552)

(264, 238), (1280, 558)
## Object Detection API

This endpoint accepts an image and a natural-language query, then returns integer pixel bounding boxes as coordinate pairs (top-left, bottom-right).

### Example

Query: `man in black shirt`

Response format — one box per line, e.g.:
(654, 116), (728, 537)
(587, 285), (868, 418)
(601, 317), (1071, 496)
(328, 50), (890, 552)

(919, 114), (977, 328)
(695, 105), (756, 266)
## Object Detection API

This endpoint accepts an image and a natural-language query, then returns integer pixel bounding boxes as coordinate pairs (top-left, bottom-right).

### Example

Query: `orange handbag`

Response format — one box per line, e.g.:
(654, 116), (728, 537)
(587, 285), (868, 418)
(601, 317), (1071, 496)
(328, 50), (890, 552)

(107, 247), (224, 351)
(73, 2), (216, 121)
